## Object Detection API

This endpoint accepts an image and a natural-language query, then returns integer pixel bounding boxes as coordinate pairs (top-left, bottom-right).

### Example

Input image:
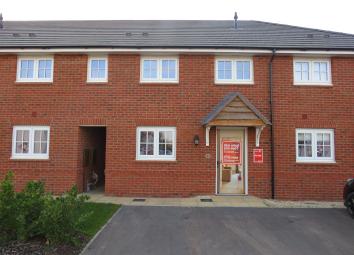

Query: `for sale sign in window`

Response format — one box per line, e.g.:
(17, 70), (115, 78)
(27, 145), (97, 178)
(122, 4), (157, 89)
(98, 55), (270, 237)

(222, 140), (242, 165)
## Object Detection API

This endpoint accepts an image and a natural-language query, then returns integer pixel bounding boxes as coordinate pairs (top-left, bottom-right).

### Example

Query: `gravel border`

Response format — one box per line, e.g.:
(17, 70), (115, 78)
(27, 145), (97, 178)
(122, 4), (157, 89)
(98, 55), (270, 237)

(263, 199), (344, 208)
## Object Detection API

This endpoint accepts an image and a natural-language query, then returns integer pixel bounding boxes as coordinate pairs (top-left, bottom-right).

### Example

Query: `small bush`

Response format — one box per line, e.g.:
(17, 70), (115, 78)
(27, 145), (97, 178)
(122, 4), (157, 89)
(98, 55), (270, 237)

(0, 171), (18, 244)
(39, 186), (90, 245)
(16, 181), (47, 240)
(0, 171), (90, 246)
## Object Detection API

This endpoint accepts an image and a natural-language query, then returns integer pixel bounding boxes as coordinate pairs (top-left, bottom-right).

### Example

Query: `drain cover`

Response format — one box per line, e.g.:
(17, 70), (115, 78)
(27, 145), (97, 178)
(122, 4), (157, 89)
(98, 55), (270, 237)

(200, 198), (213, 202)
(132, 198), (146, 202)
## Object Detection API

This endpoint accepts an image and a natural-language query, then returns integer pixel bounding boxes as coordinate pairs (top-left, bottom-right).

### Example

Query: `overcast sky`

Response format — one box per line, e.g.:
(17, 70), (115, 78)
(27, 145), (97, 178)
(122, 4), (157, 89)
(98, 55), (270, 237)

(2, 0), (354, 34)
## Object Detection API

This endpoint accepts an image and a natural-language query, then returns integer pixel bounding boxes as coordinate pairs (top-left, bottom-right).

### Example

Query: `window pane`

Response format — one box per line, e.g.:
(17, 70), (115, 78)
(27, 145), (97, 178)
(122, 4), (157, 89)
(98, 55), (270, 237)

(166, 144), (173, 155)
(217, 61), (232, 80)
(236, 61), (250, 80)
(90, 59), (106, 79)
(295, 62), (309, 81)
(298, 145), (304, 157)
(38, 60), (52, 78)
(161, 60), (176, 79)
(298, 133), (304, 144)
(34, 142), (41, 153)
(41, 142), (48, 153)
(140, 131), (147, 143)
(305, 146), (312, 157)
(304, 133), (312, 145)
(16, 142), (23, 153)
(20, 60), (34, 78)
(324, 146), (331, 157)
(147, 132), (154, 143)
(98, 60), (106, 69)
(140, 144), (146, 155)
(147, 144), (154, 155)
(159, 131), (166, 143)
(91, 60), (99, 69)
(159, 144), (166, 155)
(165, 131), (173, 143)
(143, 60), (157, 79)
(298, 132), (312, 158)
(316, 133), (323, 145)
(323, 133), (331, 145)
(15, 129), (30, 154)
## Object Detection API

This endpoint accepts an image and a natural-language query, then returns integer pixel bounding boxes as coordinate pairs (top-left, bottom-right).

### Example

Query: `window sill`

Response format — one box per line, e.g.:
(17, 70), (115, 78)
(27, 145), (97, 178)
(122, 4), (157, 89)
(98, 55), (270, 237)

(214, 82), (254, 85)
(140, 81), (179, 85)
(15, 81), (53, 85)
(296, 160), (336, 164)
(10, 157), (49, 161)
(293, 83), (333, 87)
(135, 159), (177, 163)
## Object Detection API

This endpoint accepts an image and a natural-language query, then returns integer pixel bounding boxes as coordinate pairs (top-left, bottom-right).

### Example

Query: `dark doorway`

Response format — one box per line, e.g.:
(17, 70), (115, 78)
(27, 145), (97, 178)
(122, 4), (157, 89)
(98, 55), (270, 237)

(79, 126), (106, 192)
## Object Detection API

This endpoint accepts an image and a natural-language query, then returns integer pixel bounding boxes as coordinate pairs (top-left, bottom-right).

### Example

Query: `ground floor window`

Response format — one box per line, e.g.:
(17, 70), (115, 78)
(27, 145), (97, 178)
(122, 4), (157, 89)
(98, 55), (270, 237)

(12, 126), (50, 159)
(136, 127), (176, 160)
(296, 129), (334, 163)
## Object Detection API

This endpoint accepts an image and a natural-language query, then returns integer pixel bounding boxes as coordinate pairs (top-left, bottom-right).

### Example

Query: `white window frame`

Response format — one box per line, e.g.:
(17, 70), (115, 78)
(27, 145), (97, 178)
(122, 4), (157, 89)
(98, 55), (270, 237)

(87, 56), (108, 83)
(16, 56), (54, 83)
(136, 127), (176, 161)
(140, 57), (179, 83)
(296, 129), (335, 163)
(12, 126), (50, 160)
(293, 58), (332, 85)
(215, 57), (254, 84)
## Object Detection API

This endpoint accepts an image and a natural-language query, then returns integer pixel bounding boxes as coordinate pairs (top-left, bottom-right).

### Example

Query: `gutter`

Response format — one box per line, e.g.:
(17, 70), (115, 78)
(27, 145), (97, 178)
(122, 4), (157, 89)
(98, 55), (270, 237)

(269, 49), (276, 199)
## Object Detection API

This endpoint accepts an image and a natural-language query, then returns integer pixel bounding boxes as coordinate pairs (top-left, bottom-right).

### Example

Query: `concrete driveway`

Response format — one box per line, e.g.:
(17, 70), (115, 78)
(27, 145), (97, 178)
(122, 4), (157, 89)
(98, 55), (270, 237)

(82, 206), (354, 255)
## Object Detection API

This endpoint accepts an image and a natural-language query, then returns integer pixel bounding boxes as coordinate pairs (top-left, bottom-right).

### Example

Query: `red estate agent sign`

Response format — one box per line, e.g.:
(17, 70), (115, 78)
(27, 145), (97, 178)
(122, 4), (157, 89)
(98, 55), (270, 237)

(222, 140), (242, 165)
(253, 149), (263, 163)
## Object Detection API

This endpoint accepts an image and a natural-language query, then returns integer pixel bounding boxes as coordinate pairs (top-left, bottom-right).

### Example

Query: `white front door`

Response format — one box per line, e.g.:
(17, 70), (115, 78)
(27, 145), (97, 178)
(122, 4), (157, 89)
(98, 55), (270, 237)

(217, 128), (247, 194)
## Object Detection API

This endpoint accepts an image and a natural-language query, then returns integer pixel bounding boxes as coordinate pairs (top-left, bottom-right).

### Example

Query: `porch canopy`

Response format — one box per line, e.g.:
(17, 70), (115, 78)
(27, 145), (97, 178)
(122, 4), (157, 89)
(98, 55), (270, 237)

(202, 92), (271, 147)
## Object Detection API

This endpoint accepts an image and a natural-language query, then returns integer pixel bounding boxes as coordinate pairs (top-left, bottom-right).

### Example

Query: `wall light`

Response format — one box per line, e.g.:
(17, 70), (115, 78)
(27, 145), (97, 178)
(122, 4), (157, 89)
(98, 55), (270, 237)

(193, 135), (200, 145)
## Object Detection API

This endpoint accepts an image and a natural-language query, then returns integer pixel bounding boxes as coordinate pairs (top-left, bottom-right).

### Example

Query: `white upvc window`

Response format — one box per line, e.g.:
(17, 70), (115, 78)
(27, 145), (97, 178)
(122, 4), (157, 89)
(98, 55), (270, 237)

(140, 57), (179, 83)
(293, 59), (331, 85)
(17, 56), (54, 82)
(87, 56), (108, 82)
(136, 127), (176, 160)
(215, 58), (253, 84)
(12, 126), (50, 160)
(296, 129), (335, 163)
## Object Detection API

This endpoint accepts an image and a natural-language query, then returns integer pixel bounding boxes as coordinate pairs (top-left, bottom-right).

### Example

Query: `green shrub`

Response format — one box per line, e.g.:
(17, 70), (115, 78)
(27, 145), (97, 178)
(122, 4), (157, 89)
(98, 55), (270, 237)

(0, 171), (18, 244)
(16, 181), (47, 240)
(0, 171), (90, 246)
(38, 186), (90, 245)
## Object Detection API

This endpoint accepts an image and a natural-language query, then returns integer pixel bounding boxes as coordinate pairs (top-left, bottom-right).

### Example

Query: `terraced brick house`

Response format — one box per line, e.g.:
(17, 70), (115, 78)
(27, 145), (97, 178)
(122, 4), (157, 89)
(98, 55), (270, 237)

(0, 14), (353, 200)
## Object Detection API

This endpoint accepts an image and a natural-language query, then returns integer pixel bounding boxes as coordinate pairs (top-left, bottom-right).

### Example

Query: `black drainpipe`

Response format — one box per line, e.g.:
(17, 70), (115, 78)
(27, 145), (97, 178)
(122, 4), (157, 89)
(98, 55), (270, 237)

(269, 49), (276, 199)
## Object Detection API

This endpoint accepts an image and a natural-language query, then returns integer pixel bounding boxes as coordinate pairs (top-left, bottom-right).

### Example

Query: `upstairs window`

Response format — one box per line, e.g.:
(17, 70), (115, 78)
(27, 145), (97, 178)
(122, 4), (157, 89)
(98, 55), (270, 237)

(141, 57), (178, 83)
(294, 59), (331, 85)
(136, 127), (176, 160)
(215, 58), (253, 84)
(296, 129), (334, 163)
(87, 56), (108, 82)
(17, 57), (53, 82)
(12, 126), (50, 160)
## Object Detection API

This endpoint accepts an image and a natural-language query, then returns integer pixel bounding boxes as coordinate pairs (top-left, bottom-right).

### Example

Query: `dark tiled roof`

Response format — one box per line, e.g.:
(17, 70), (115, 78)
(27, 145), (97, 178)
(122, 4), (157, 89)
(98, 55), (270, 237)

(0, 20), (354, 49)
(202, 92), (271, 126)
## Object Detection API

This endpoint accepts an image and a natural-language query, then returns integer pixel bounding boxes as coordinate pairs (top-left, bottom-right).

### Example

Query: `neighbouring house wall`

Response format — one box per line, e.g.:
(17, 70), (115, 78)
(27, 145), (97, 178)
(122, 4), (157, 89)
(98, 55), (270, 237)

(272, 56), (354, 200)
(0, 53), (353, 200)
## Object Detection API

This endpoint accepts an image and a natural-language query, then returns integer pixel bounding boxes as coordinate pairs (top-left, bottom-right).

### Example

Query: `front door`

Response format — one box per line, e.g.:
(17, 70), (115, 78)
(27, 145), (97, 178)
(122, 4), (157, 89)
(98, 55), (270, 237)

(217, 128), (246, 194)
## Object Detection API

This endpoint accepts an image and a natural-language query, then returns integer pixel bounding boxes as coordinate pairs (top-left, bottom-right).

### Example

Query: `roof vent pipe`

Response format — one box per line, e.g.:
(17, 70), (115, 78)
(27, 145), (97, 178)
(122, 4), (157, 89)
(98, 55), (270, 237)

(234, 12), (238, 29)
(0, 14), (3, 29)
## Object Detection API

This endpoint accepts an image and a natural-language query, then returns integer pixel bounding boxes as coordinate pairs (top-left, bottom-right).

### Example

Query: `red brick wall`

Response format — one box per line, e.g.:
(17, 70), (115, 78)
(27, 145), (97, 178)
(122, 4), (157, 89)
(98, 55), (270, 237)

(0, 53), (352, 200)
(272, 56), (354, 200)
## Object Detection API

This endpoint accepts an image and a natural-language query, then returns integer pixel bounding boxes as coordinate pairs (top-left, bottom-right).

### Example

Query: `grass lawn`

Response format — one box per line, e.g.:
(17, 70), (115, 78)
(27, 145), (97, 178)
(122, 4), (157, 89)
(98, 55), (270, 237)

(79, 202), (121, 238)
